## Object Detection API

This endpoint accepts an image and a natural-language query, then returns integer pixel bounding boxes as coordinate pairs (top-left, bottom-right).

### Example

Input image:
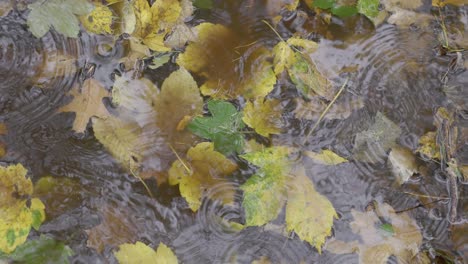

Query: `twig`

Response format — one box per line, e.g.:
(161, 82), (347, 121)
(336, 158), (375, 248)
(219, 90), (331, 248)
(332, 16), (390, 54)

(130, 168), (154, 198)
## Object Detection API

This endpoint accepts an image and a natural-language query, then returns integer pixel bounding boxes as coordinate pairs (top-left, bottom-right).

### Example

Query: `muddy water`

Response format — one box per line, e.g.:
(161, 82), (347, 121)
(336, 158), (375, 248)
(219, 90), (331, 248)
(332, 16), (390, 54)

(0, 1), (467, 263)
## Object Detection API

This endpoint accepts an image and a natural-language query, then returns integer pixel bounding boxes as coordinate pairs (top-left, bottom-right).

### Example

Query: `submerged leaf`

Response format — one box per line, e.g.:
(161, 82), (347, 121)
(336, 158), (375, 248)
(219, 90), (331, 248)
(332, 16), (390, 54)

(286, 166), (337, 253)
(4, 235), (73, 264)
(80, 3), (113, 35)
(115, 242), (178, 264)
(388, 146), (419, 185)
(168, 142), (237, 211)
(432, 0), (466, 7)
(241, 147), (291, 226)
(242, 98), (284, 137)
(0, 164), (45, 254)
(188, 100), (245, 155)
(59, 78), (111, 133)
(357, 0), (380, 20)
(27, 0), (94, 38)
(304, 149), (348, 165)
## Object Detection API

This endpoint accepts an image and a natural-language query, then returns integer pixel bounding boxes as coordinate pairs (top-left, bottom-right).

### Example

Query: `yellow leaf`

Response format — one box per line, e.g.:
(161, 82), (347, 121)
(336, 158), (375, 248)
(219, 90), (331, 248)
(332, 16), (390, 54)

(272, 41), (295, 75)
(115, 241), (178, 264)
(286, 37), (319, 53)
(80, 3), (113, 34)
(0, 164), (46, 253)
(168, 142), (237, 211)
(304, 149), (348, 165)
(151, 0), (182, 32)
(59, 78), (110, 133)
(416, 131), (440, 160)
(432, 0), (466, 7)
(143, 32), (171, 52)
(133, 0), (152, 38)
(285, 166), (337, 253)
(242, 98), (284, 137)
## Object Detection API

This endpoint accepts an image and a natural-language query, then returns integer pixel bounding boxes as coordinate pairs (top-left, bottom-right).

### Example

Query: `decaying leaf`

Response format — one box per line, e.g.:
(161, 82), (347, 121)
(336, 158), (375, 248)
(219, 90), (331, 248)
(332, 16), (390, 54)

(0, 164), (45, 254)
(27, 0), (94, 38)
(432, 0), (466, 7)
(177, 23), (277, 100)
(0, 123), (6, 158)
(2, 235), (74, 264)
(304, 149), (348, 165)
(168, 142), (238, 211)
(0, 0), (13, 17)
(353, 112), (401, 163)
(80, 3), (113, 35)
(386, 8), (432, 28)
(59, 78), (110, 133)
(242, 98), (284, 137)
(188, 100), (245, 155)
(241, 147), (291, 226)
(326, 202), (430, 264)
(417, 131), (440, 160)
(286, 166), (337, 253)
(94, 68), (203, 178)
(388, 146), (419, 185)
(114, 242), (178, 264)
(357, 0), (380, 20)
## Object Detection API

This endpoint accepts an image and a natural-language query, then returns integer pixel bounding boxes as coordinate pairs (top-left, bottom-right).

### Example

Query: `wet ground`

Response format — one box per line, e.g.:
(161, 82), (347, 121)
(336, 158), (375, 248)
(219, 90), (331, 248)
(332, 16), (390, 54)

(0, 0), (467, 263)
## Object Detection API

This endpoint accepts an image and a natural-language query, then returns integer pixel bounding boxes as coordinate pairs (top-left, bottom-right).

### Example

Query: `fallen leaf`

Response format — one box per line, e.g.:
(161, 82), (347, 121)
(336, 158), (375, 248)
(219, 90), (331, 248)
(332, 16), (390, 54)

(386, 8), (432, 28)
(242, 98), (284, 137)
(114, 242), (178, 264)
(27, 0), (94, 38)
(241, 147), (291, 226)
(304, 149), (348, 165)
(80, 3), (114, 35)
(188, 100), (245, 155)
(382, 0), (423, 10)
(177, 23), (277, 100)
(2, 235), (74, 264)
(432, 0), (466, 7)
(0, 123), (6, 157)
(148, 53), (172, 70)
(357, 0), (380, 20)
(353, 112), (401, 163)
(168, 142), (238, 211)
(0, 0), (13, 17)
(326, 202), (430, 264)
(59, 78), (111, 133)
(388, 146), (419, 185)
(286, 166), (337, 253)
(0, 164), (45, 254)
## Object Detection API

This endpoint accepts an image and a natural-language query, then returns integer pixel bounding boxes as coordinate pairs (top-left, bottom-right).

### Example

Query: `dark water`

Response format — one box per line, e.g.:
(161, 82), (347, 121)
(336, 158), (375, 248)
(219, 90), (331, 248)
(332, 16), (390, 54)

(0, 1), (467, 263)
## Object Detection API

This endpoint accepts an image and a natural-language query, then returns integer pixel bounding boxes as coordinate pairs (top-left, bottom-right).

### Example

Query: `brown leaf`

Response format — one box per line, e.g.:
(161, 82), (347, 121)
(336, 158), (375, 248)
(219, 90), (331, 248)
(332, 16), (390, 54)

(59, 78), (111, 133)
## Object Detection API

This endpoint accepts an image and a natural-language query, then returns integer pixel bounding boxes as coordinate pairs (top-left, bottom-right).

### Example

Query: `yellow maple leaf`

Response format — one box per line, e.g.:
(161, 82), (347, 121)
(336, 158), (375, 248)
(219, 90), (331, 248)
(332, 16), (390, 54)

(285, 166), (337, 253)
(115, 241), (178, 264)
(59, 78), (110, 133)
(242, 98), (284, 137)
(168, 142), (237, 211)
(0, 164), (45, 253)
(80, 3), (113, 34)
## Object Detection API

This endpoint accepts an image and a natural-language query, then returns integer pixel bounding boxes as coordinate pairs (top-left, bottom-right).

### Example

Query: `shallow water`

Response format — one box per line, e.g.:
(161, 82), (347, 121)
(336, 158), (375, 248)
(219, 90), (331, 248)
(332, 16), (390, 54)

(0, 1), (467, 263)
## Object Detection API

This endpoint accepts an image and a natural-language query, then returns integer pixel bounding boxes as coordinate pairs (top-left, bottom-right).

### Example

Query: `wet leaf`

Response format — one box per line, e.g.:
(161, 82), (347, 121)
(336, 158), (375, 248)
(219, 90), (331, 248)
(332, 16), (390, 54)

(353, 112), (401, 163)
(388, 146), (419, 185)
(177, 23), (277, 100)
(357, 0), (380, 20)
(80, 3), (114, 35)
(188, 100), (245, 155)
(286, 166), (337, 253)
(193, 0), (213, 9)
(2, 235), (73, 264)
(326, 202), (430, 264)
(0, 0), (13, 17)
(241, 147), (291, 226)
(59, 78), (111, 133)
(148, 53), (172, 70)
(27, 0), (94, 38)
(0, 164), (45, 254)
(0, 123), (6, 158)
(304, 149), (348, 165)
(432, 0), (466, 7)
(115, 242), (178, 264)
(386, 8), (432, 28)
(242, 98), (284, 137)
(168, 142), (238, 211)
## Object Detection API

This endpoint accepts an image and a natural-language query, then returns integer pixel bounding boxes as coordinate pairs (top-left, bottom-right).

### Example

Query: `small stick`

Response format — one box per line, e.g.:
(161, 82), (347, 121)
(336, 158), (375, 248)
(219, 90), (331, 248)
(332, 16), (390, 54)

(446, 159), (460, 223)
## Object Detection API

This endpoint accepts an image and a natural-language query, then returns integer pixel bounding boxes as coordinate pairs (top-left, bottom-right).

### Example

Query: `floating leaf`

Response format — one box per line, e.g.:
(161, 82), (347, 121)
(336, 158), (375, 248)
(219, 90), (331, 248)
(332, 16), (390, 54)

(168, 142), (237, 211)
(2, 235), (73, 264)
(178, 23), (276, 99)
(188, 100), (245, 155)
(326, 202), (430, 264)
(0, 164), (45, 254)
(27, 0), (94, 38)
(241, 147), (291, 226)
(304, 149), (348, 165)
(59, 78), (110, 133)
(388, 146), (419, 185)
(357, 0), (380, 20)
(114, 242), (178, 264)
(285, 166), (337, 253)
(80, 3), (113, 35)
(242, 98), (284, 137)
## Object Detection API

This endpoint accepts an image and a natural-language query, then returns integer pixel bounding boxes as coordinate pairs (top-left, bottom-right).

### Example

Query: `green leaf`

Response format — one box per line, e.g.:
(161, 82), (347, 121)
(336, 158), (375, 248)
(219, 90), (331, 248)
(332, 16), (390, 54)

(331, 5), (358, 17)
(188, 100), (245, 155)
(357, 0), (380, 19)
(4, 235), (73, 264)
(27, 0), (94, 38)
(313, 0), (335, 9)
(193, 0), (213, 9)
(148, 53), (172, 70)
(240, 147), (291, 226)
